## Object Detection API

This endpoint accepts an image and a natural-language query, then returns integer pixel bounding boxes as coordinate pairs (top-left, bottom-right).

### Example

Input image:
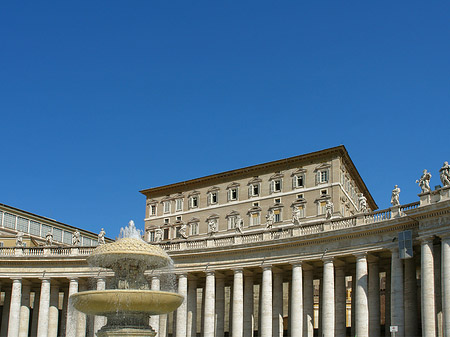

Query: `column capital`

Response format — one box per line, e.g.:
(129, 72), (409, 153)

(261, 265), (272, 271)
(438, 232), (450, 240)
(354, 252), (367, 260)
(291, 261), (302, 268)
(418, 235), (434, 244)
(232, 268), (244, 274)
(67, 277), (79, 282)
(176, 272), (188, 278)
(322, 256), (334, 263)
(39, 277), (51, 283)
(205, 270), (216, 277)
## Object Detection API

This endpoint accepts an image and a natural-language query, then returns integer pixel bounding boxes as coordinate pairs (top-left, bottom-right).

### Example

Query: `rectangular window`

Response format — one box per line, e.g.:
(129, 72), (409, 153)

(228, 217), (236, 229)
(190, 196), (198, 208)
(229, 188), (238, 201)
(253, 202), (259, 207)
(273, 209), (281, 222)
(210, 192), (218, 204)
(321, 189), (328, 195)
(250, 213), (260, 226)
(176, 216), (182, 222)
(294, 175), (304, 188)
(274, 198), (281, 204)
(320, 201), (327, 215)
(297, 194), (304, 199)
(149, 231), (155, 242)
(190, 223), (199, 235)
(150, 205), (157, 216)
(163, 201), (171, 213)
(163, 228), (170, 240)
(273, 180), (282, 192)
(250, 184), (259, 196)
(164, 218), (169, 224)
(175, 199), (183, 212)
(175, 227), (181, 238)
(298, 206), (305, 218)
(319, 170), (328, 183)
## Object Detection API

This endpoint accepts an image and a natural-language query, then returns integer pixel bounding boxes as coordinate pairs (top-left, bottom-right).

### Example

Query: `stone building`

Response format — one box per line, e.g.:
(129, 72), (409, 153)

(0, 146), (450, 337)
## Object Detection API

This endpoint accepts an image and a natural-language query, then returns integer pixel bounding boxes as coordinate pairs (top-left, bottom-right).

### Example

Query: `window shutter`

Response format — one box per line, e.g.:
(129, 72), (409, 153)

(248, 186), (252, 198)
(279, 179), (283, 191)
(270, 181), (273, 194)
(292, 176), (296, 189)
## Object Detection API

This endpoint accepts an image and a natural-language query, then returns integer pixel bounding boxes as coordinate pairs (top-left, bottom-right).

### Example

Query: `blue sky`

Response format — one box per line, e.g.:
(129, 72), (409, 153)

(1, 1), (449, 237)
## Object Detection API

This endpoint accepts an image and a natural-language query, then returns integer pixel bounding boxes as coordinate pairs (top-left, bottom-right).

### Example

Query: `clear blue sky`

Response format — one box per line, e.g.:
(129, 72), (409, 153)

(1, 1), (449, 237)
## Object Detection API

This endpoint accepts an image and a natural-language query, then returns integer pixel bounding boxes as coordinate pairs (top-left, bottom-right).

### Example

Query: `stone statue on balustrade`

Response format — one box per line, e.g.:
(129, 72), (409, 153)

(391, 185), (401, 206)
(292, 207), (302, 224)
(265, 211), (274, 229)
(235, 215), (243, 233)
(72, 230), (81, 246)
(45, 231), (53, 246)
(325, 200), (334, 219)
(358, 193), (368, 213)
(15, 231), (24, 247)
(208, 219), (218, 234)
(440, 161), (450, 187)
(154, 228), (162, 242)
(179, 223), (188, 239)
(416, 169), (432, 193)
(98, 228), (106, 245)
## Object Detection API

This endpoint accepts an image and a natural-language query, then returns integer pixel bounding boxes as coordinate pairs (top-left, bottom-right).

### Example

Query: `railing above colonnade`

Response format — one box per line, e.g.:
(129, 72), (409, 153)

(159, 202), (420, 252)
(0, 246), (96, 257)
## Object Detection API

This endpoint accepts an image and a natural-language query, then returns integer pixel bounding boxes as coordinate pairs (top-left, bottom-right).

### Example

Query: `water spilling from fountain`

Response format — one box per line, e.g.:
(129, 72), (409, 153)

(70, 221), (183, 337)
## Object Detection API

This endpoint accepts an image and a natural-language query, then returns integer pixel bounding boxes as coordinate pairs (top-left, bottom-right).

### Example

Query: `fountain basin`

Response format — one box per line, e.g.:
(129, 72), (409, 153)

(70, 290), (184, 316)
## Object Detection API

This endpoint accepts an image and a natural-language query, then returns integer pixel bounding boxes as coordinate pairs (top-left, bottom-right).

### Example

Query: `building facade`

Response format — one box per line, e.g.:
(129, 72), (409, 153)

(0, 146), (449, 337)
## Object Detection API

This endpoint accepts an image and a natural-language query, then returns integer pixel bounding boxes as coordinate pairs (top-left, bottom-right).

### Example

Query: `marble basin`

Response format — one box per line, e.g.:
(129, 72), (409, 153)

(70, 290), (184, 316)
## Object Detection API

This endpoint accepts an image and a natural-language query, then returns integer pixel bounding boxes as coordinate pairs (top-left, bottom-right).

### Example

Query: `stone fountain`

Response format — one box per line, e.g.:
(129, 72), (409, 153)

(70, 221), (183, 337)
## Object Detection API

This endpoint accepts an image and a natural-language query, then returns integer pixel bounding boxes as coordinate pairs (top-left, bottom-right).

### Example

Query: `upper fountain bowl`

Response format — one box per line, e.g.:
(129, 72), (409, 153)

(87, 237), (171, 269)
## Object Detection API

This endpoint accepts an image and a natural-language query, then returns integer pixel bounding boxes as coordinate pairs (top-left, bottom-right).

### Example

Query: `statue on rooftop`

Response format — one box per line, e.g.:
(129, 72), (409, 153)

(154, 228), (162, 242)
(72, 230), (81, 246)
(358, 193), (368, 213)
(179, 223), (188, 239)
(45, 231), (53, 246)
(98, 228), (106, 245)
(208, 219), (218, 234)
(265, 211), (274, 229)
(16, 231), (24, 247)
(235, 215), (243, 233)
(440, 161), (450, 187)
(325, 200), (334, 219)
(416, 169), (432, 193)
(391, 185), (401, 206)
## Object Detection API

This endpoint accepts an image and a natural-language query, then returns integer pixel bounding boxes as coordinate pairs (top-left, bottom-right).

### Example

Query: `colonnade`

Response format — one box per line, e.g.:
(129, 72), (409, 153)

(0, 277), (105, 337)
(161, 237), (450, 337)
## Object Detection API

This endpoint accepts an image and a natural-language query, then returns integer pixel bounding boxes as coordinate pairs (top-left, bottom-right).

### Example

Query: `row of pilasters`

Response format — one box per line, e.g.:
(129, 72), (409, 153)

(166, 239), (450, 337)
(0, 277), (107, 337)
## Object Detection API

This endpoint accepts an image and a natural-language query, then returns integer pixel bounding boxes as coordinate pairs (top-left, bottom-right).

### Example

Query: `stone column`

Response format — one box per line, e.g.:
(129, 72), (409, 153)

(48, 282), (60, 337)
(1, 288), (11, 337)
(421, 237), (436, 337)
(334, 264), (346, 337)
(203, 271), (215, 337)
(215, 275), (225, 337)
(384, 269), (391, 337)
(404, 258), (418, 337)
(290, 263), (303, 337)
(18, 284), (31, 337)
(243, 273), (254, 337)
(368, 259), (380, 337)
(37, 278), (51, 337)
(76, 284), (87, 337)
(260, 266), (272, 337)
(273, 271), (283, 337)
(177, 274), (188, 337)
(442, 234), (450, 337)
(303, 267), (314, 337)
(322, 257), (335, 337)
(30, 289), (40, 337)
(233, 269), (244, 337)
(391, 247), (405, 337)
(8, 278), (22, 337)
(93, 278), (106, 335)
(66, 278), (79, 337)
(187, 278), (197, 337)
(355, 253), (369, 337)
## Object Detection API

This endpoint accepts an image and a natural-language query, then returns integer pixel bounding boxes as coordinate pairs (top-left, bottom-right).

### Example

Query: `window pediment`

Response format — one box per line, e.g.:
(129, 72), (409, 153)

(188, 190), (200, 197)
(314, 163), (331, 172)
(269, 172), (284, 180)
(247, 177), (262, 185)
(187, 217), (200, 223)
(227, 182), (240, 189)
(207, 186), (220, 193)
(247, 206), (261, 214)
(315, 195), (331, 203)
(146, 199), (158, 205)
(291, 168), (307, 176)
(269, 203), (284, 211)
(206, 214), (220, 221)
(161, 195), (172, 202)
(226, 210), (240, 218)
(291, 199), (306, 207)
